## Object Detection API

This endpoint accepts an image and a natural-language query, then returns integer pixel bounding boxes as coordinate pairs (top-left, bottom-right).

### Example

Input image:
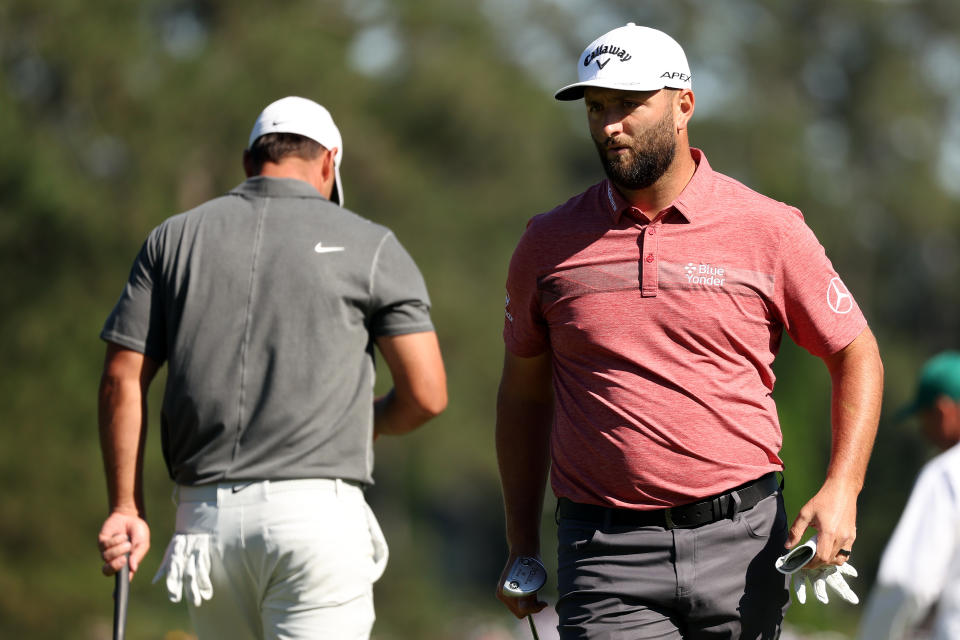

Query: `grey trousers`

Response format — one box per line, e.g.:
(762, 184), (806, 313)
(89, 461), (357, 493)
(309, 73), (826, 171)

(556, 492), (790, 639)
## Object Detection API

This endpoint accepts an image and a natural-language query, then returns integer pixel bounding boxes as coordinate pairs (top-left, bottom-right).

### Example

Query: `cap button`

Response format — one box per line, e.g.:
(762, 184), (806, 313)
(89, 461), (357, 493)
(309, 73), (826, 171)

(626, 22), (636, 27)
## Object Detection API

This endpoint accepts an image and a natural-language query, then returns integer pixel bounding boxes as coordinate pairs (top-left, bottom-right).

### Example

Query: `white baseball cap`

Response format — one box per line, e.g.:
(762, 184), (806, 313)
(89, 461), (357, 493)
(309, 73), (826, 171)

(555, 23), (691, 101)
(247, 96), (345, 206)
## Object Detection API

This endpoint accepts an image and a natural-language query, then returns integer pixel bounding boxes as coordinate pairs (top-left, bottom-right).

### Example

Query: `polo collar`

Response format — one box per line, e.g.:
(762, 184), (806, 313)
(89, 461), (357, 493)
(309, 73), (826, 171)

(230, 176), (330, 200)
(671, 148), (713, 223)
(602, 180), (636, 224)
(602, 148), (713, 224)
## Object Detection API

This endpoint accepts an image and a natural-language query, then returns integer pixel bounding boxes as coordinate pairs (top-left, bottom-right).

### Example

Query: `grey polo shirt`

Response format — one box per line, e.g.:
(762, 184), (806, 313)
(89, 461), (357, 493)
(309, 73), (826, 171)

(101, 177), (434, 486)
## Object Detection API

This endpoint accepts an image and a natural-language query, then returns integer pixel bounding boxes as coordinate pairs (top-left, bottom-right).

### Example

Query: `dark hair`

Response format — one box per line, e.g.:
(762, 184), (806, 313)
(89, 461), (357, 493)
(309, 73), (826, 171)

(247, 133), (323, 173)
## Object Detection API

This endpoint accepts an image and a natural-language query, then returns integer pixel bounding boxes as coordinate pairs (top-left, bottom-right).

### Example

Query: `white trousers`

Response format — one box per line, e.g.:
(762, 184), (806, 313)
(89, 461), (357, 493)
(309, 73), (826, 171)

(154, 479), (388, 640)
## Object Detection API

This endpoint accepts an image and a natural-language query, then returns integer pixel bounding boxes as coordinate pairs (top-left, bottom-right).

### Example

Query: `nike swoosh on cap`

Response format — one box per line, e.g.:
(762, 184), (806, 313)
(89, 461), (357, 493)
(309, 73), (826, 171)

(314, 242), (345, 254)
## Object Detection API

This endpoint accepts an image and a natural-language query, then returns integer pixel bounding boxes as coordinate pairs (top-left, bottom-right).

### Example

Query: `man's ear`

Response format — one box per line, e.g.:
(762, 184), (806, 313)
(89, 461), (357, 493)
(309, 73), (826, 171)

(242, 149), (256, 177)
(322, 147), (337, 181)
(676, 89), (695, 132)
(311, 147), (337, 200)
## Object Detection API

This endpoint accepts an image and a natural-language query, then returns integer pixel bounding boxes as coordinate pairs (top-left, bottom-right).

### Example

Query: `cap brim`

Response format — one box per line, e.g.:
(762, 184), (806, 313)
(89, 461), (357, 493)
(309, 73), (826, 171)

(332, 164), (343, 206)
(554, 83), (589, 101)
(554, 79), (684, 101)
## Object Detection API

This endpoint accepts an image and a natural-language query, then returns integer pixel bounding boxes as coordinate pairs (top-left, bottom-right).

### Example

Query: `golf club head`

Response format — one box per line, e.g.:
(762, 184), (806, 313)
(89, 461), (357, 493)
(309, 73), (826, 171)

(113, 556), (130, 640)
(502, 556), (547, 598)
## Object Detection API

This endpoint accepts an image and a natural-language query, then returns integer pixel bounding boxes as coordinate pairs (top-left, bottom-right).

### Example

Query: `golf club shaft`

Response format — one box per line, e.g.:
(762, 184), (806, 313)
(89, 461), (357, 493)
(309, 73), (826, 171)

(113, 557), (130, 640)
(528, 615), (540, 640)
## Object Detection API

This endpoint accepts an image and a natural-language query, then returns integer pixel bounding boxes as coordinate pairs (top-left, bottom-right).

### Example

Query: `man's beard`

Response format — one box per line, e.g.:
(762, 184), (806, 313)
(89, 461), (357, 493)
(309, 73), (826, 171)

(594, 109), (677, 191)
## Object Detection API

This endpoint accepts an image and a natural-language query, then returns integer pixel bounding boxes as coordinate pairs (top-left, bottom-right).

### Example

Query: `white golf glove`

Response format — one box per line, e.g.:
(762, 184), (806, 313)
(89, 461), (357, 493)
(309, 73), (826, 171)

(792, 563), (859, 605)
(775, 535), (859, 605)
(153, 533), (214, 607)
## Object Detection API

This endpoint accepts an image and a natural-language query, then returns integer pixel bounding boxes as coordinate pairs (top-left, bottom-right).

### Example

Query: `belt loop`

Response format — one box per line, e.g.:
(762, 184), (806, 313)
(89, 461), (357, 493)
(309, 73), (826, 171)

(729, 491), (743, 520)
(602, 508), (613, 530)
(171, 485), (180, 508)
(335, 478), (342, 496)
(554, 500), (561, 526)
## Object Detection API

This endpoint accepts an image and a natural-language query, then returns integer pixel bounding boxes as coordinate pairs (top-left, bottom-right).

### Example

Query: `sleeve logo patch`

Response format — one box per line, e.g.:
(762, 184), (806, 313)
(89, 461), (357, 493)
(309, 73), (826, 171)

(827, 277), (854, 314)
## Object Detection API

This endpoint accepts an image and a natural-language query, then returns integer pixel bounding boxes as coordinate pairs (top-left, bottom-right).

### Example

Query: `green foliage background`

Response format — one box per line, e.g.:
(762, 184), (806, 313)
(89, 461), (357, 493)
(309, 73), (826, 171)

(2, 0), (959, 637)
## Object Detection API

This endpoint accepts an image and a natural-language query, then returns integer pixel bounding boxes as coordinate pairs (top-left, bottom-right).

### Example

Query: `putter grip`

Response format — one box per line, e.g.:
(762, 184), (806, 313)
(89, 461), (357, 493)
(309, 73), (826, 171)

(113, 560), (129, 640)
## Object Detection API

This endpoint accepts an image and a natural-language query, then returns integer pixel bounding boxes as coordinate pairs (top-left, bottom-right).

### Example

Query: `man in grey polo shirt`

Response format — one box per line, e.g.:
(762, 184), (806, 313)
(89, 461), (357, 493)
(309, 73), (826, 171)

(96, 96), (447, 639)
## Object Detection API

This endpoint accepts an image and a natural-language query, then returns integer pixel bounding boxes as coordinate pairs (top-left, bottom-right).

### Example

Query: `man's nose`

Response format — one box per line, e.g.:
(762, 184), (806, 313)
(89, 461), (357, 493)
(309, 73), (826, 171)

(601, 112), (625, 137)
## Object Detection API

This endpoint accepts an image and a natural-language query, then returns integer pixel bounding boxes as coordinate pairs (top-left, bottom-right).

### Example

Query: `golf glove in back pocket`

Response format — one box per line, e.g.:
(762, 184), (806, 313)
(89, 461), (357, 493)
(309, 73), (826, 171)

(153, 533), (214, 607)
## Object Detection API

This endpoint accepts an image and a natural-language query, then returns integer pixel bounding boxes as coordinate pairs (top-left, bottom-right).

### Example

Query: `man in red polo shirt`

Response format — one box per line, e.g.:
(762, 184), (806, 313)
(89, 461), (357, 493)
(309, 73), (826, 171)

(495, 23), (883, 639)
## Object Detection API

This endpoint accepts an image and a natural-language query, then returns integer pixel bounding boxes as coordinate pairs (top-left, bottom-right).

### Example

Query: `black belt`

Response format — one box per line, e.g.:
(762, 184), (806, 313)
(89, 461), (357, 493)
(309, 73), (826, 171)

(557, 472), (780, 530)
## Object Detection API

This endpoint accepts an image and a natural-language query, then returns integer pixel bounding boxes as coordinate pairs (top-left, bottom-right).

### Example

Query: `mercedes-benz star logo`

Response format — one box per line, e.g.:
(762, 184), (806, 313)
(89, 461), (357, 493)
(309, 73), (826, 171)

(827, 277), (853, 314)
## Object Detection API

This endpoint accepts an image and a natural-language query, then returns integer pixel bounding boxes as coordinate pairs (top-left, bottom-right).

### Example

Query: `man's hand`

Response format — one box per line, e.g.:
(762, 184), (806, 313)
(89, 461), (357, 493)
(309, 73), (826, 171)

(785, 479), (858, 567)
(496, 552), (548, 619)
(98, 510), (150, 578)
(776, 534), (859, 605)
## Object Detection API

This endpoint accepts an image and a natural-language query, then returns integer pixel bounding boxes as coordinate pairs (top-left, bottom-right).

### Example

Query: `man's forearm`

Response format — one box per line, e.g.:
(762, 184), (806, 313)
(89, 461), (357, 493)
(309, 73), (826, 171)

(374, 387), (443, 436)
(824, 328), (884, 489)
(98, 372), (148, 516)
(496, 388), (553, 553)
(373, 332), (447, 437)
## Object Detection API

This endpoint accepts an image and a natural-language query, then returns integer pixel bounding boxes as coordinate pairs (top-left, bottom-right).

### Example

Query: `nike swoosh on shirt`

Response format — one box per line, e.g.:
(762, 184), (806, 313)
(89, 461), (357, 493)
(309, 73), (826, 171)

(314, 242), (345, 254)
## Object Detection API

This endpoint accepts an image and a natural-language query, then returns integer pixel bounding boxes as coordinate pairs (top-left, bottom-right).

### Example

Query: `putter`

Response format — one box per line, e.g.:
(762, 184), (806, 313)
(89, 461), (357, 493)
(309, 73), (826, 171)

(113, 555), (130, 640)
(502, 556), (547, 640)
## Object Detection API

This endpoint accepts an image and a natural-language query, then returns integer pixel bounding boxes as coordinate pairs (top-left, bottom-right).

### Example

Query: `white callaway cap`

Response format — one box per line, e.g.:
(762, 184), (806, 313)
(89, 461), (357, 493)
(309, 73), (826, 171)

(248, 96), (345, 206)
(555, 23), (691, 101)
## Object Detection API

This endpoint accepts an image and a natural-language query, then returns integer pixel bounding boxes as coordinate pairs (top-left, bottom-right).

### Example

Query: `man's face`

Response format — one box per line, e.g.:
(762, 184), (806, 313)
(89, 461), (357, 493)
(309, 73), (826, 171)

(918, 396), (960, 452)
(584, 87), (678, 191)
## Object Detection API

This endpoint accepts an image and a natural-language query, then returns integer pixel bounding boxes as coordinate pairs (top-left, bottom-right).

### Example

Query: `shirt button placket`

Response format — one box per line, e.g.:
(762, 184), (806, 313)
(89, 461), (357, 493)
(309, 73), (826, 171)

(641, 223), (660, 297)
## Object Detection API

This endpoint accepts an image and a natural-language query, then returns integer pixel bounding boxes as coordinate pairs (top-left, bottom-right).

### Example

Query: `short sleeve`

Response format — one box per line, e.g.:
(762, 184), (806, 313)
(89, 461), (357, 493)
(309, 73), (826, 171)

(368, 232), (434, 336)
(773, 212), (867, 357)
(503, 221), (549, 357)
(100, 230), (168, 362)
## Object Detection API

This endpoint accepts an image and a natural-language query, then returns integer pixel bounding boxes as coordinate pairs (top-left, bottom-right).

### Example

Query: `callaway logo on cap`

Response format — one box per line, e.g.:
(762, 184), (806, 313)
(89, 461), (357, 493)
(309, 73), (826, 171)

(555, 23), (691, 101)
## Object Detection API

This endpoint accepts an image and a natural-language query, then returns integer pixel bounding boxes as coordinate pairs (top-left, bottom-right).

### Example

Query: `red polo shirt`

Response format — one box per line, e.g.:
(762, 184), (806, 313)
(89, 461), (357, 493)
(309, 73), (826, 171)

(503, 149), (867, 509)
